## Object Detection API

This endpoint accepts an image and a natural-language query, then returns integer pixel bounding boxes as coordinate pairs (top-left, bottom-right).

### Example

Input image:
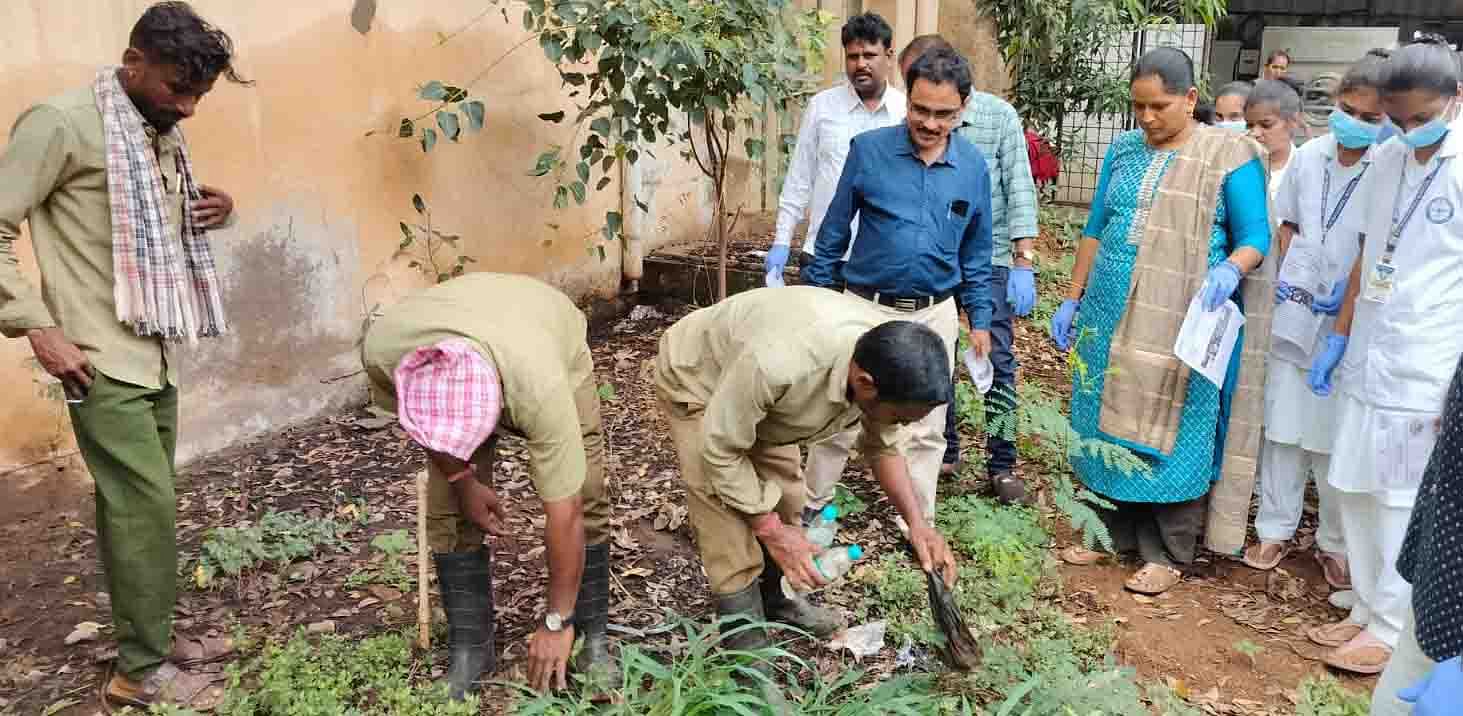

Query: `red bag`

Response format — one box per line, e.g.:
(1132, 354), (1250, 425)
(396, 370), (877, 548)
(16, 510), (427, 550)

(1025, 129), (1060, 186)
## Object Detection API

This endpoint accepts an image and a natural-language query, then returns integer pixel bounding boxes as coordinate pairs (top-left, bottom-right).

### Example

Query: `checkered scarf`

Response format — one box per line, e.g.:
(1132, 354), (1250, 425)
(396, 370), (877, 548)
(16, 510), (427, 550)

(394, 339), (502, 461)
(95, 66), (228, 342)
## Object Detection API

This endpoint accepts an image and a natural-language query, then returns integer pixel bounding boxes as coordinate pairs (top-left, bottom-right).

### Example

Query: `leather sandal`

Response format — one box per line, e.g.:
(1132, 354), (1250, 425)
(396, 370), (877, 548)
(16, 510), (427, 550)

(1241, 541), (1290, 571)
(1124, 563), (1183, 595)
(1059, 545), (1106, 566)
(1307, 620), (1365, 648)
(1314, 550), (1353, 590)
(103, 662), (224, 712)
(170, 633), (236, 666)
(1322, 630), (1393, 675)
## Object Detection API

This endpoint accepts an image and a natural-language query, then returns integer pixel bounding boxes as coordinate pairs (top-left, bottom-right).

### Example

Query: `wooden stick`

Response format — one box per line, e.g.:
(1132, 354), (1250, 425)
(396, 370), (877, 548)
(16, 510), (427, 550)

(416, 468), (431, 651)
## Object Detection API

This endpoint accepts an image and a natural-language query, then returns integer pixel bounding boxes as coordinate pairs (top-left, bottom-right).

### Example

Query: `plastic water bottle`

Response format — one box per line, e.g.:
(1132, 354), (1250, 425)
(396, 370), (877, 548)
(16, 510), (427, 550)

(781, 544), (864, 597)
(805, 505), (839, 549)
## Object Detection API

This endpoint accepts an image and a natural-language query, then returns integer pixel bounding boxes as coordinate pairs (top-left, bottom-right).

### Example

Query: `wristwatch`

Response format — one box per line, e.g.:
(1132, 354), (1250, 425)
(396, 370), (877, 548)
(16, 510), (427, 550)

(542, 610), (573, 632)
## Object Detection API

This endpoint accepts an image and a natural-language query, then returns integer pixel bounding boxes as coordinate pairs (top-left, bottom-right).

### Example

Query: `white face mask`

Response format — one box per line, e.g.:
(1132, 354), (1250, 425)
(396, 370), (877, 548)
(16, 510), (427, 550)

(1216, 120), (1247, 133)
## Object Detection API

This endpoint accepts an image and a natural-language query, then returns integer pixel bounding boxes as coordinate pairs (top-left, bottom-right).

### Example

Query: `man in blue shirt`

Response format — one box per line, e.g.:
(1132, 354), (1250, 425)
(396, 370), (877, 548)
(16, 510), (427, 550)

(801, 46), (994, 530)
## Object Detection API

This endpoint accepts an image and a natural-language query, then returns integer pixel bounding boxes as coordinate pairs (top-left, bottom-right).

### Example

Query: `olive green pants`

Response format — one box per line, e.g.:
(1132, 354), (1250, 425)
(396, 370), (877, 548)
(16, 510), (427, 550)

(425, 365), (610, 553)
(69, 371), (179, 681)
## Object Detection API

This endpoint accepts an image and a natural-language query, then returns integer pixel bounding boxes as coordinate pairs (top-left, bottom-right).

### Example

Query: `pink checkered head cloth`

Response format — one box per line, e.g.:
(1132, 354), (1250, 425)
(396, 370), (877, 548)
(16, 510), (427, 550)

(394, 339), (502, 461)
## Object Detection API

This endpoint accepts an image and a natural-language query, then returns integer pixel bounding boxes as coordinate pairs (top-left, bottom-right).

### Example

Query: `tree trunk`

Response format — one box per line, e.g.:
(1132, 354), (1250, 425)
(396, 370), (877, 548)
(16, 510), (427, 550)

(715, 182), (728, 301)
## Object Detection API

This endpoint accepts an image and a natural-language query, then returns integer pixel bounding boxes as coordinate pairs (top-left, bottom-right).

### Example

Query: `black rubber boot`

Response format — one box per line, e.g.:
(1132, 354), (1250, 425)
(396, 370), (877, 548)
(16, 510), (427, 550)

(759, 546), (845, 637)
(571, 542), (620, 689)
(434, 549), (495, 701)
(716, 582), (792, 715)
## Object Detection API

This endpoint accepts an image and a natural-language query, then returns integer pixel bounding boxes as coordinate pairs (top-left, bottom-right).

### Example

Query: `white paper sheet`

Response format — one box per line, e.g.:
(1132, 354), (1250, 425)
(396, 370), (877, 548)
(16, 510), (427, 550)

(1174, 293), (1245, 388)
(1374, 411), (1438, 491)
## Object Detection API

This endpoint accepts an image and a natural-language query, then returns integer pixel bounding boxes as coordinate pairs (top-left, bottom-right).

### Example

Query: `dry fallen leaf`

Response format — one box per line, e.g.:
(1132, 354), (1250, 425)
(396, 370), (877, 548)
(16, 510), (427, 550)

(64, 621), (102, 646)
(369, 585), (403, 603)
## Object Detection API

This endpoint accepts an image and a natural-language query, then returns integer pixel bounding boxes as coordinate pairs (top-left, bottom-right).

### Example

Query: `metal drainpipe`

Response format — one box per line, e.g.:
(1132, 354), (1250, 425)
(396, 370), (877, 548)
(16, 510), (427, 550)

(619, 123), (643, 294)
(914, 0), (938, 35)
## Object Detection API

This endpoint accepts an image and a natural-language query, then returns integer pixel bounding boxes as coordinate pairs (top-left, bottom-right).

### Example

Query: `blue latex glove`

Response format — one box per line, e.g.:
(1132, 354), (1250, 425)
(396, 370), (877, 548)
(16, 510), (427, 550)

(1274, 281), (1292, 305)
(764, 244), (791, 281)
(1007, 267), (1037, 317)
(1313, 276), (1348, 316)
(1050, 299), (1080, 350)
(1202, 261), (1243, 312)
(1398, 656), (1463, 715)
(1308, 333), (1348, 396)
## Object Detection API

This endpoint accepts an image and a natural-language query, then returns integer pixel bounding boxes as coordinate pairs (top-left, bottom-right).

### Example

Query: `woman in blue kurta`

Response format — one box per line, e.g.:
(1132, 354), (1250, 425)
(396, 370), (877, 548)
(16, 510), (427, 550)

(1050, 48), (1273, 595)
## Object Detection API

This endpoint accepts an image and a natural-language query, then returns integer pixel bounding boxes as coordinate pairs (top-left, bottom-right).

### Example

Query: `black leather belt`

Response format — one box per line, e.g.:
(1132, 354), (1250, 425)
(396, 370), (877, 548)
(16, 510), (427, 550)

(846, 285), (955, 312)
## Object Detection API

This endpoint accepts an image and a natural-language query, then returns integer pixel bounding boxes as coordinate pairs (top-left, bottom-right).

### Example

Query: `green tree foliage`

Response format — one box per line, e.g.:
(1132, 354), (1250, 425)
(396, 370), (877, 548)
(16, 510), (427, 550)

(981, 0), (1227, 155)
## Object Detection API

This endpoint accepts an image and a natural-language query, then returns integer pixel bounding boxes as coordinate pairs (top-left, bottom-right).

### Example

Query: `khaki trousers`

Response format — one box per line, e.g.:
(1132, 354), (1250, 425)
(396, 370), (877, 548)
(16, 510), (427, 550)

(804, 296), (958, 524)
(425, 349), (609, 553)
(658, 392), (805, 595)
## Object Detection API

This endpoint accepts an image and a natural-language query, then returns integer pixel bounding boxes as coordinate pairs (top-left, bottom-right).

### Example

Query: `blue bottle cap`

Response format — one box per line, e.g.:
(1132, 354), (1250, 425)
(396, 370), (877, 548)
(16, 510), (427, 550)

(847, 545), (863, 561)
(821, 505), (839, 522)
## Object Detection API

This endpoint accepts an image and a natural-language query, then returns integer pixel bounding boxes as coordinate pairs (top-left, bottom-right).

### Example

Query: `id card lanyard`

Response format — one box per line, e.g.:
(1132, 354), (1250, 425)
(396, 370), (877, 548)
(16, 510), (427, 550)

(1320, 161), (1368, 245)
(1365, 156), (1450, 303)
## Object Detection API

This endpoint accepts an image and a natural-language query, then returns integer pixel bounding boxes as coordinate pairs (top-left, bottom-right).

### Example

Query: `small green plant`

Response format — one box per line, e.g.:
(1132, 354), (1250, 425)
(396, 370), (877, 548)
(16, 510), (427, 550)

(194, 511), (352, 588)
(347, 529), (417, 593)
(509, 616), (947, 714)
(395, 194), (476, 284)
(1233, 639), (1265, 668)
(831, 483), (869, 519)
(1296, 674), (1372, 716)
(597, 382), (619, 402)
(201, 630), (475, 716)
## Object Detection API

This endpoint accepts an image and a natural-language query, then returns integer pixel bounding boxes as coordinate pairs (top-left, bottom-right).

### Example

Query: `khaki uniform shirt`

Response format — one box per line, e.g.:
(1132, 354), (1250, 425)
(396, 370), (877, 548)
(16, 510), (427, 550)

(361, 273), (591, 502)
(0, 86), (186, 389)
(655, 285), (902, 514)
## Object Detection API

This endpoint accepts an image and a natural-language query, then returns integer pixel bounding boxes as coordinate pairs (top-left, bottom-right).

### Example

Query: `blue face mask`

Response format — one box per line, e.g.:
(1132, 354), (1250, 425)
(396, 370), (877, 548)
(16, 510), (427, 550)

(1216, 120), (1247, 133)
(1329, 109), (1382, 149)
(1400, 101), (1454, 148)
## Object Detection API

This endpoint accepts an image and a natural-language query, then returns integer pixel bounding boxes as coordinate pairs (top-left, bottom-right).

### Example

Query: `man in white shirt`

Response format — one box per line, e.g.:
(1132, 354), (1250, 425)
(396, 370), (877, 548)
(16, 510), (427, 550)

(764, 12), (905, 281)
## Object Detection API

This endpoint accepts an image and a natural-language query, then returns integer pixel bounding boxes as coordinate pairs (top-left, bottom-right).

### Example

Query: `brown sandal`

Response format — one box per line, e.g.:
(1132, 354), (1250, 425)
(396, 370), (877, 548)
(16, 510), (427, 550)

(102, 662), (224, 712)
(1124, 563), (1182, 595)
(1059, 545), (1106, 566)
(1314, 550), (1353, 590)
(1307, 620), (1365, 648)
(1241, 541), (1290, 571)
(1322, 631), (1393, 675)
(171, 633), (236, 666)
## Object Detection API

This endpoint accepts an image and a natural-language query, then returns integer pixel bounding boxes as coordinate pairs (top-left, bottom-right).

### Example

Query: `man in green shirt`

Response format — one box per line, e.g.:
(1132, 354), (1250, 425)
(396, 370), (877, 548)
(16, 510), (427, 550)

(0, 2), (246, 709)
(361, 273), (616, 699)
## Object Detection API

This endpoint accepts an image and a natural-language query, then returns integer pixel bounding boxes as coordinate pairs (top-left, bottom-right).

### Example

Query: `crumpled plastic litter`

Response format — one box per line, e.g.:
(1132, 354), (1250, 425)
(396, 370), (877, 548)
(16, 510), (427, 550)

(828, 620), (885, 660)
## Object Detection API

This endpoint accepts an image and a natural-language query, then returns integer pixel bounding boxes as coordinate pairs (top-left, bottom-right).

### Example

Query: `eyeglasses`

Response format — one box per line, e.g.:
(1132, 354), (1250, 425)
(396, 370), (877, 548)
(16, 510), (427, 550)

(908, 104), (961, 123)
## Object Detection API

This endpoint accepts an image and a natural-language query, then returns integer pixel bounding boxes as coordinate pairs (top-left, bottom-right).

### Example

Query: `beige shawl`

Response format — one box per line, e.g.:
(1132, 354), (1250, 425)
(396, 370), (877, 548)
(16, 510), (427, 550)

(1096, 125), (1277, 555)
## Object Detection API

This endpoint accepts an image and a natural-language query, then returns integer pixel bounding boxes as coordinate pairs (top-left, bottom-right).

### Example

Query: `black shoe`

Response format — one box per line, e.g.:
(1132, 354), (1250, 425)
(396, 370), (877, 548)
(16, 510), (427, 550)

(990, 470), (1031, 505)
(715, 582), (792, 715)
(434, 549), (495, 701)
(571, 542), (620, 689)
(759, 546), (844, 637)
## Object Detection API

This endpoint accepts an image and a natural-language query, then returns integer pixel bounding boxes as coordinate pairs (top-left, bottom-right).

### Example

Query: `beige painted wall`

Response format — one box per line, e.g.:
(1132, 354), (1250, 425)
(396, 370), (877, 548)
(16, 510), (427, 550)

(942, 0), (1010, 96)
(0, 1), (717, 500)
